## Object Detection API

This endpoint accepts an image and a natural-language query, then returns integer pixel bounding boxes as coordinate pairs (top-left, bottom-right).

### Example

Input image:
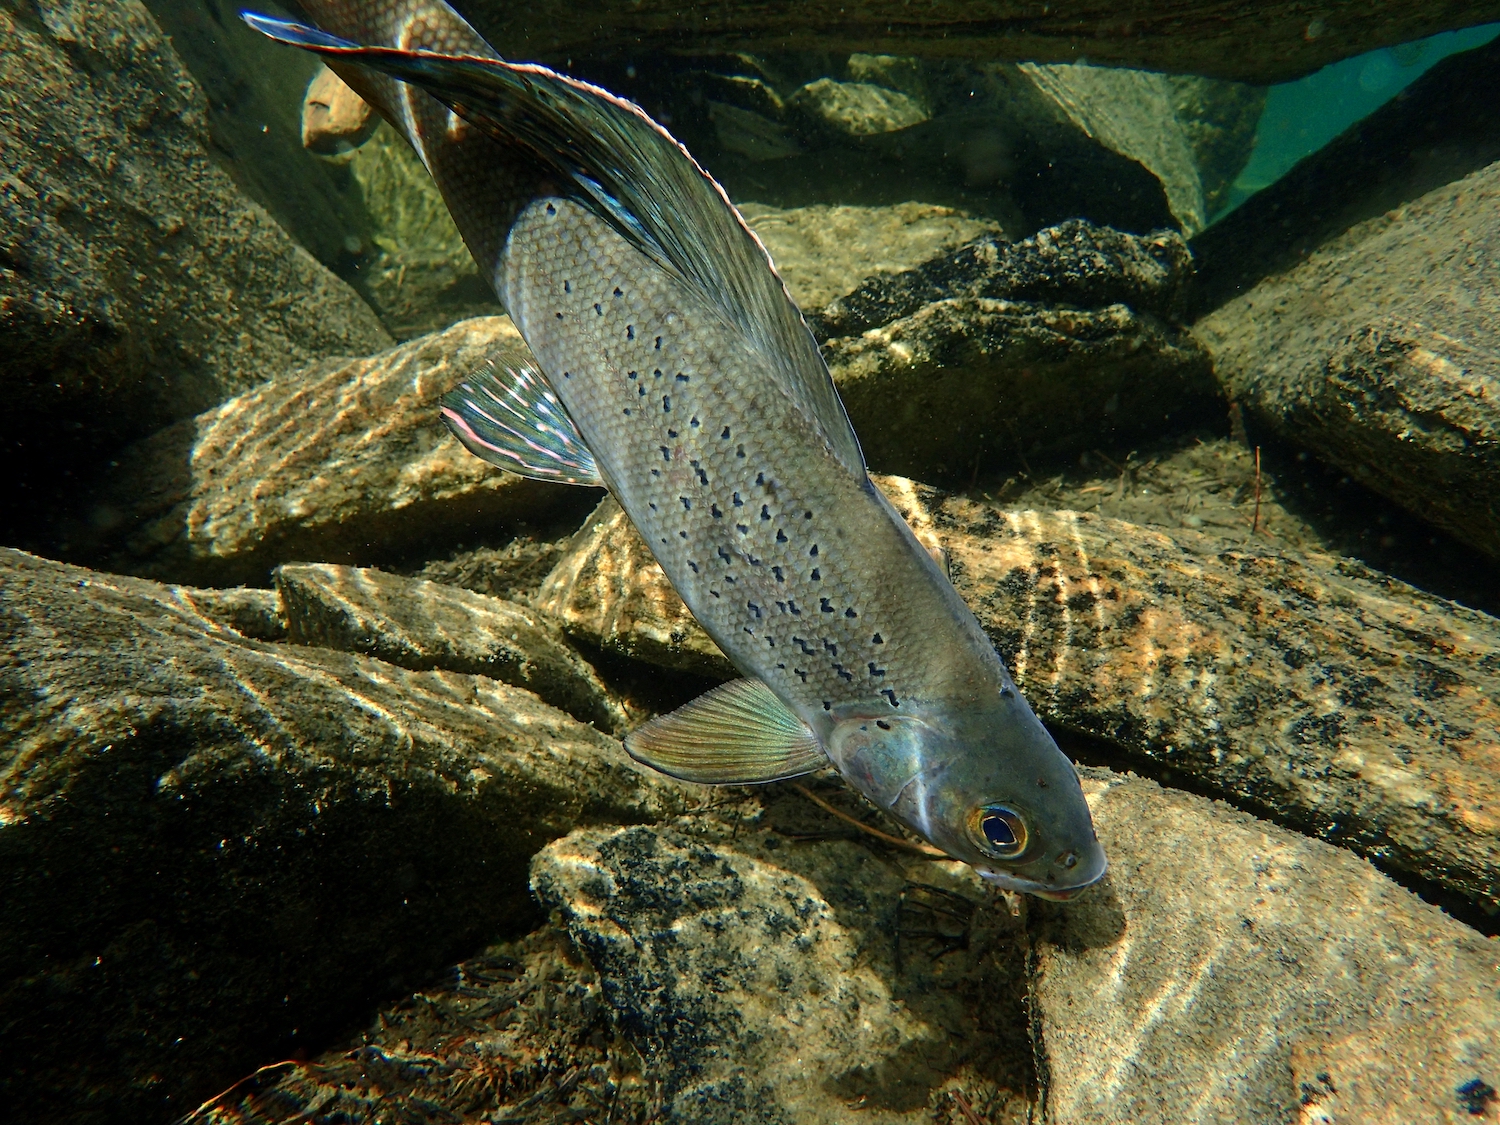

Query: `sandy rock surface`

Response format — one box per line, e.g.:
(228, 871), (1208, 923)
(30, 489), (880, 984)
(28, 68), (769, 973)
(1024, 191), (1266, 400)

(74, 317), (589, 585)
(1195, 159), (1500, 562)
(536, 478), (1500, 912)
(0, 547), (685, 1123)
(275, 562), (627, 733)
(1033, 771), (1500, 1125)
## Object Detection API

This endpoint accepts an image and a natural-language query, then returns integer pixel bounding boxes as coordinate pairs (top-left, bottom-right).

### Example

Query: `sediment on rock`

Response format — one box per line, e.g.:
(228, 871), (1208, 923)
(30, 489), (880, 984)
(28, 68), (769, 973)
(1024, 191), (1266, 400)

(0, 548), (686, 1124)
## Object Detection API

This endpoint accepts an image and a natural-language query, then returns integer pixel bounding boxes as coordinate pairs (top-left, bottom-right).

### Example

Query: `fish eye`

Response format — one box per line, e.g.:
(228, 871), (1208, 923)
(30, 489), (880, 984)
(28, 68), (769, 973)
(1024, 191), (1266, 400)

(968, 803), (1028, 859)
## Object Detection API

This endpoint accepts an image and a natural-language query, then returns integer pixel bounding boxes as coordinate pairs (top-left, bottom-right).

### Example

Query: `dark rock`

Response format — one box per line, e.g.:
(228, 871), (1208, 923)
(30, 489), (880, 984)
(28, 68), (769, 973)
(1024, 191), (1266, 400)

(0, 548), (686, 1124)
(530, 819), (1034, 1123)
(0, 0), (390, 532)
(66, 317), (591, 586)
(1191, 35), (1500, 317)
(409, 536), (576, 603)
(533, 478), (1500, 913)
(1194, 161), (1500, 561)
(825, 297), (1215, 483)
(1033, 771), (1500, 1124)
(810, 220), (1193, 339)
(275, 563), (628, 733)
(463, 0), (1500, 86)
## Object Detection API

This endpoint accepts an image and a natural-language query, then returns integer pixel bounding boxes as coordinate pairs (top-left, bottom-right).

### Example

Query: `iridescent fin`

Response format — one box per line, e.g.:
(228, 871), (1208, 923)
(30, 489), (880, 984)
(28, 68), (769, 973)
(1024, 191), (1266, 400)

(238, 9), (867, 478)
(624, 678), (828, 785)
(440, 353), (602, 486)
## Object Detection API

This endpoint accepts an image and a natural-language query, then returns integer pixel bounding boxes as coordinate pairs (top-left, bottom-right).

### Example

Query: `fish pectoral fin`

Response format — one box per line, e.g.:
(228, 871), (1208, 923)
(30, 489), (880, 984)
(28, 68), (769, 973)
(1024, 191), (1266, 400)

(440, 352), (603, 486)
(624, 678), (828, 785)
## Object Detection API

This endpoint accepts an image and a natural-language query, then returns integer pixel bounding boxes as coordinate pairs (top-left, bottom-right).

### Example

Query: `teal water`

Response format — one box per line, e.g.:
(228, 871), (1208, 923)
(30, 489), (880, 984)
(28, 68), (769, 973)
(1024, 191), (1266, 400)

(1214, 21), (1500, 220)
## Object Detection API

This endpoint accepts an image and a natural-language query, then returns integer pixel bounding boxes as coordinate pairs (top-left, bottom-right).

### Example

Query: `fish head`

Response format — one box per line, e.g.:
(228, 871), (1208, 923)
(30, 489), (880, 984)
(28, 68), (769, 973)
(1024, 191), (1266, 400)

(826, 690), (1106, 899)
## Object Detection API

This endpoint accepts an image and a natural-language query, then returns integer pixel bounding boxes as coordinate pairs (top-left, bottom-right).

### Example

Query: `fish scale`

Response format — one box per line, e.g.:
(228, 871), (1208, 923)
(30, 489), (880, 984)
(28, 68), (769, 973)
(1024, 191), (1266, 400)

(244, 0), (1107, 899)
(504, 197), (961, 719)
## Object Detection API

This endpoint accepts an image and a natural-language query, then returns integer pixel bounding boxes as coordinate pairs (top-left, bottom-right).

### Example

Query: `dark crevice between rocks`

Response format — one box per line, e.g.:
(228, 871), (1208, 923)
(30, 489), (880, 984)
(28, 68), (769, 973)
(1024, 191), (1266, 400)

(1054, 727), (1500, 939)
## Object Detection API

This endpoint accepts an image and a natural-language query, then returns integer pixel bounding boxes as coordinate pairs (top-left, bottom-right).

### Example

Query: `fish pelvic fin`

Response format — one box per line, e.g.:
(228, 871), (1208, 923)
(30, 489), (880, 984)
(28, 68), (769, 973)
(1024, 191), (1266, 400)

(238, 9), (867, 479)
(624, 679), (828, 785)
(440, 352), (603, 486)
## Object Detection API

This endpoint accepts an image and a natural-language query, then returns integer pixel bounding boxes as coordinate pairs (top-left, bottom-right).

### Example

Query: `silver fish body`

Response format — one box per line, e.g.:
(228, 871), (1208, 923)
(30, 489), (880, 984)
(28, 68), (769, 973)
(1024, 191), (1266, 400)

(247, 0), (1106, 897)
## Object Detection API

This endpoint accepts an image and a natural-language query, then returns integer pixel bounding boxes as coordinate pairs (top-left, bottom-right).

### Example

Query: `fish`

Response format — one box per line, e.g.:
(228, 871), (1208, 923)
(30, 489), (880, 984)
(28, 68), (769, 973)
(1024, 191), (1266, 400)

(242, 0), (1107, 899)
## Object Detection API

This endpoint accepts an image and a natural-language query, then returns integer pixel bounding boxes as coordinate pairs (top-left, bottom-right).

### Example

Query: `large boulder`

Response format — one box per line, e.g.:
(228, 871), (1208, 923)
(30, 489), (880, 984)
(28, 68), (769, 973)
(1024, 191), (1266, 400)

(67, 317), (592, 586)
(464, 0), (1500, 85)
(0, 0), (390, 534)
(1033, 772), (1500, 1124)
(0, 548), (686, 1123)
(535, 478), (1500, 913)
(1194, 160), (1500, 562)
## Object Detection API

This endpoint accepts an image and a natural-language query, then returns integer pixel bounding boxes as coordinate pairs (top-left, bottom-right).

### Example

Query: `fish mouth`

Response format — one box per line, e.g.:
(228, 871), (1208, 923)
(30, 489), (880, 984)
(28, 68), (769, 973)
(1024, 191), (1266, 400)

(978, 865), (1106, 901)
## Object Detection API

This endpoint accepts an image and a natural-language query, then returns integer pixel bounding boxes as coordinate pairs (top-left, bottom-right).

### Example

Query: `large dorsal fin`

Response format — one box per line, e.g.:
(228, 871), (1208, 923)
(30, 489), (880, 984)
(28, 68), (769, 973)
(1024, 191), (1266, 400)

(241, 11), (867, 478)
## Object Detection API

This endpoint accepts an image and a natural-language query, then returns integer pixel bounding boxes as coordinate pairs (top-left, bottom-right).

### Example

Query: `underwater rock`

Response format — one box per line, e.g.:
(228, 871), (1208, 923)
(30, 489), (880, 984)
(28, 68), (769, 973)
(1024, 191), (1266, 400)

(0, 547), (685, 1124)
(73, 316), (590, 586)
(409, 534), (578, 603)
(275, 562), (627, 733)
(301, 64), (379, 155)
(788, 76), (930, 136)
(465, 0), (1500, 85)
(1163, 75), (1267, 219)
(740, 202), (1002, 312)
(531, 821), (1033, 1123)
(0, 0), (390, 517)
(537, 497), (736, 680)
(536, 479), (1500, 913)
(1032, 771), (1500, 1125)
(812, 220), (1193, 339)
(1195, 160), (1500, 562)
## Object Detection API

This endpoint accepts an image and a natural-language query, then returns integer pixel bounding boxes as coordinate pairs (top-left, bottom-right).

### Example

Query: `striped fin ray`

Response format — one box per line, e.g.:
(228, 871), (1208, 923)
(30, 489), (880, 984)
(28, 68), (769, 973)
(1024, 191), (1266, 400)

(624, 678), (828, 785)
(239, 10), (867, 477)
(440, 353), (602, 485)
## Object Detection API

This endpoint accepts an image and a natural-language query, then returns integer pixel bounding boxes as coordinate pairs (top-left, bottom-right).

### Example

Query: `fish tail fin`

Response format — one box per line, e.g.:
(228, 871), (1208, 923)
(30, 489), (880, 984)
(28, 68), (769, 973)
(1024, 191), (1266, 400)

(440, 352), (603, 487)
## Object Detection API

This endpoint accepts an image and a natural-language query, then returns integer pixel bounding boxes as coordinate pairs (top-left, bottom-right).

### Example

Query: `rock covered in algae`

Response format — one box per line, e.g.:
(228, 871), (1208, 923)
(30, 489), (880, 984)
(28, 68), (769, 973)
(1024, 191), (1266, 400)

(0, 0), (391, 523)
(1195, 159), (1500, 563)
(1032, 771), (1500, 1125)
(535, 477), (1500, 913)
(275, 562), (628, 733)
(0, 547), (686, 1123)
(75, 316), (591, 586)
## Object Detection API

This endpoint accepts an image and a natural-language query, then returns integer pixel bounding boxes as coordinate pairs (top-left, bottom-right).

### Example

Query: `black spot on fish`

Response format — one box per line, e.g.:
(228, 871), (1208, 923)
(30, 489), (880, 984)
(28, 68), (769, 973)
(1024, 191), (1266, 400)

(563, 371), (572, 379)
(663, 396), (671, 411)
(760, 505), (771, 520)
(834, 664), (853, 682)
(648, 502), (658, 511)
(555, 311), (563, 319)
(776, 660), (785, 667)
(775, 600), (787, 613)
(679, 530), (688, 539)
(794, 637), (812, 654)
(651, 468), (660, 477)
(810, 568), (820, 581)
(744, 626), (755, 636)
(724, 574), (737, 584)
(823, 639), (837, 654)
(732, 492), (743, 507)
(660, 446), (671, 462)
(748, 602), (762, 618)
(676, 373), (689, 382)
(626, 324), (634, 339)
(653, 368), (663, 379)
(756, 472), (765, 485)
(667, 428), (678, 438)
(804, 511), (813, 519)
(820, 598), (834, 613)
(772, 566), (785, 582)
(787, 600), (801, 616)
(638, 385), (646, 397)
(876, 720), (891, 730)
(795, 668), (808, 682)
(628, 370), (638, 379)
(688, 561), (699, 573)
(680, 497), (691, 510)
(721, 426), (731, 439)
(809, 544), (819, 557)
(868, 663), (886, 677)
(776, 529), (787, 543)
(654, 336), (662, 349)
(737, 445), (746, 458)
(711, 504), (722, 518)
(546, 203), (556, 216)
(845, 608), (858, 618)
(718, 547), (732, 564)
(561, 277), (569, 290)
(594, 303), (602, 315)
(823, 701), (832, 711)
(736, 524), (749, 535)
(881, 689), (899, 707)
(710, 589), (719, 597)
(690, 416), (700, 427)
(623, 408), (631, 415)
(613, 286), (622, 297)
(872, 633), (884, 644)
